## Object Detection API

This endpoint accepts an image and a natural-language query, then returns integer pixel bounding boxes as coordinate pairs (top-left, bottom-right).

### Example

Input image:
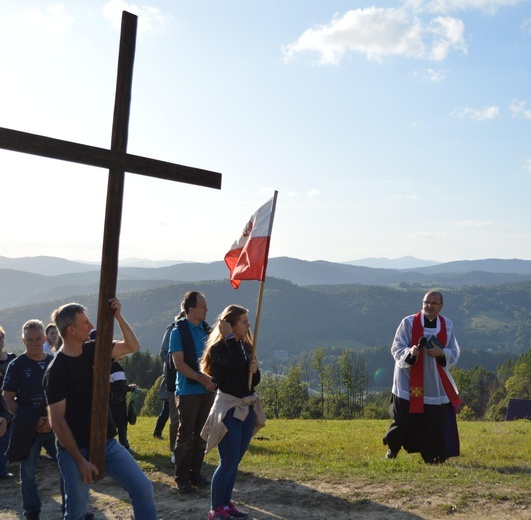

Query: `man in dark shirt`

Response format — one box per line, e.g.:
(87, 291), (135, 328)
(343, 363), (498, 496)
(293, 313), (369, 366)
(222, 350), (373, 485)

(3, 320), (57, 520)
(44, 298), (157, 520)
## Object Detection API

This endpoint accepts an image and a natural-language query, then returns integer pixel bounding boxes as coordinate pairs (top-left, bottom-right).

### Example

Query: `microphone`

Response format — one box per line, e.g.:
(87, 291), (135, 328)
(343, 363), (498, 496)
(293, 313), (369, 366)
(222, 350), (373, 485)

(418, 337), (427, 348)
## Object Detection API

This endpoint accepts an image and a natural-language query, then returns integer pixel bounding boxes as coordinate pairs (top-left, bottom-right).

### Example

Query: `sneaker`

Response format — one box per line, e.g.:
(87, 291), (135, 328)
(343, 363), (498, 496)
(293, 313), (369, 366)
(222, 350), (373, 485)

(227, 501), (249, 518)
(208, 506), (231, 520)
(385, 449), (398, 459)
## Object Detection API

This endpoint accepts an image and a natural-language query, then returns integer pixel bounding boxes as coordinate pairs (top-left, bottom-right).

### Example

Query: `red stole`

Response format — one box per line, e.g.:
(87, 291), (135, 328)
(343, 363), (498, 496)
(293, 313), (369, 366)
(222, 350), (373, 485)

(409, 312), (461, 413)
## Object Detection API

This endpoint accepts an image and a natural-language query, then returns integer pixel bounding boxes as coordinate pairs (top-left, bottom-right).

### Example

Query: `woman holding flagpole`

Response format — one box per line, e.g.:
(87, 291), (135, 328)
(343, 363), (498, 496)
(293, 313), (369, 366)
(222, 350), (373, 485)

(200, 305), (265, 520)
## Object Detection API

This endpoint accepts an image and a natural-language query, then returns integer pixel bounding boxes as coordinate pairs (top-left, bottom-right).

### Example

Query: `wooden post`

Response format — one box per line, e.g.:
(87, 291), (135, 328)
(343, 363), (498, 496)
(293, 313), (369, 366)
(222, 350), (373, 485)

(89, 11), (137, 475)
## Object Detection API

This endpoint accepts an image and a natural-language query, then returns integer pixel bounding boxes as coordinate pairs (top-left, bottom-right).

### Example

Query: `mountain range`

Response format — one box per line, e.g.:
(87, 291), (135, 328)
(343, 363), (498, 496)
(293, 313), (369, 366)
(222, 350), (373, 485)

(0, 255), (530, 311)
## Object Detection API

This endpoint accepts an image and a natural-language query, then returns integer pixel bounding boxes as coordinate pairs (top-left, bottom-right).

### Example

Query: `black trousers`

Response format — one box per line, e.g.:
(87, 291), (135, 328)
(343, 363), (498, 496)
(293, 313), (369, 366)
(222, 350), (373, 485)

(110, 403), (129, 450)
(383, 394), (459, 463)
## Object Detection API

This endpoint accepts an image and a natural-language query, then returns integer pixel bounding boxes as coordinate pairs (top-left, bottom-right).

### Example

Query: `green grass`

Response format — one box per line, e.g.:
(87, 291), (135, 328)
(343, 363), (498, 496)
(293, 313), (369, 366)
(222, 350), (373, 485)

(129, 417), (531, 511)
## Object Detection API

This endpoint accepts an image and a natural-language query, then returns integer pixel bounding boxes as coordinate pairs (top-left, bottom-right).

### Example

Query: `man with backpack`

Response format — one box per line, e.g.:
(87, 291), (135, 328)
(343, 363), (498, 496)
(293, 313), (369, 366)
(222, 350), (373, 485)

(155, 310), (184, 461)
(169, 291), (216, 493)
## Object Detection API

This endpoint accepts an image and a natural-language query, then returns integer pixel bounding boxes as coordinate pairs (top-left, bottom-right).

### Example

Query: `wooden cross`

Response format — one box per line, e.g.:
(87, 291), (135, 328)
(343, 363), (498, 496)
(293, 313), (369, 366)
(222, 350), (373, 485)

(0, 11), (221, 478)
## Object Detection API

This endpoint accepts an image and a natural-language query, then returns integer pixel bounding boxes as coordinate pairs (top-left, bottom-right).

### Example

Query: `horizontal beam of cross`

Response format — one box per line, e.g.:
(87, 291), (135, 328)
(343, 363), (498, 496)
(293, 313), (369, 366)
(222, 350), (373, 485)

(0, 127), (221, 189)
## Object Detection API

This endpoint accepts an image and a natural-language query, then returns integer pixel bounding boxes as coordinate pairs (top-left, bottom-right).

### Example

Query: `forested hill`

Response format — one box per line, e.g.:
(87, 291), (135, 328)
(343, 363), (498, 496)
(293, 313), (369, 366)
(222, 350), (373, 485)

(1, 256), (531, 310)
(1, 278), (530, 376)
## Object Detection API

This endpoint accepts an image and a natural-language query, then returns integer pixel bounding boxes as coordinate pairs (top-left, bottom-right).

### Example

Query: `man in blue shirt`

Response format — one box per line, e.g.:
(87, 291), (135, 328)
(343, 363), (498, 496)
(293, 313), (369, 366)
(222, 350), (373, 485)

(3, 320), (58, 520)
(170, 291), (216, 493)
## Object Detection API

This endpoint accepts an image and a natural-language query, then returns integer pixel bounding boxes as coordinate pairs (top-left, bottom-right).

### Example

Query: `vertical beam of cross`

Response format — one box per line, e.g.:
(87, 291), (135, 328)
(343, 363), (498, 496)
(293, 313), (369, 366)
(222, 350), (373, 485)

(89, 11), (137, 478)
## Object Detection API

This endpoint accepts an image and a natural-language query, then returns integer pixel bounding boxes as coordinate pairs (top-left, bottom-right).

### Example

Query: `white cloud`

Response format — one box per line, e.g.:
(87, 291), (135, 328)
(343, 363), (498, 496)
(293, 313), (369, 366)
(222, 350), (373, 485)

(524, 160), (531, 173)
(426, 67), (448, 81)
(102, 0), (170, 33)
(283, 8), (467, 64)
(308, 189), (321, 197)
(509, 99), (531, 120)
(20, 4), (75, 35)
(451, 105), (500, 120)
(523, 17), (531, 35)
(412, 67), (448, 81)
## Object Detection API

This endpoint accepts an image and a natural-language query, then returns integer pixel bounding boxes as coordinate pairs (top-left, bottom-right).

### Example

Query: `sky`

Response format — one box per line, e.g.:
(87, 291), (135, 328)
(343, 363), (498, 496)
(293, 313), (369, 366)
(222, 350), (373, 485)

(0, 0), (530, 265)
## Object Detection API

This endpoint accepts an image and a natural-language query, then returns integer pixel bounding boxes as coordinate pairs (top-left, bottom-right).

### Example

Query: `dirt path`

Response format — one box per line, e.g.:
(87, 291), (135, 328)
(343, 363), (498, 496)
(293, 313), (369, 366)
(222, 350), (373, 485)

(0, 457), (530, 519)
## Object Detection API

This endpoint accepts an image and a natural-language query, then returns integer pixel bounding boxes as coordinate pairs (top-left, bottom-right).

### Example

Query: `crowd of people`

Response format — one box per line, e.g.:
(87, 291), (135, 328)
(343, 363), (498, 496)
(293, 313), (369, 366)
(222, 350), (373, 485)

(0, 290), (265, 520)
(0, 288), (461, 519)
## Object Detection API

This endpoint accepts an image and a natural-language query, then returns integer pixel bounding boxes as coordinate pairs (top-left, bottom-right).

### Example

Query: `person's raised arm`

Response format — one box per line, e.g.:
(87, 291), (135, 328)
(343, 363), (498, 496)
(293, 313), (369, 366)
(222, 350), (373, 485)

(108, 298), (141, 359)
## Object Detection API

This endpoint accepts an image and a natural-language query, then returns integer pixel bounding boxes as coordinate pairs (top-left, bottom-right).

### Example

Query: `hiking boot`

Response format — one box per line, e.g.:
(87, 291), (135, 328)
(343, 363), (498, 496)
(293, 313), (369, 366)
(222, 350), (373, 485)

(208, 506), (231, 520)
(227, 501), (249, 518)
(177, 481), (194, 493)
(190, 473), (210, 487)
(385, 449), (398, 459)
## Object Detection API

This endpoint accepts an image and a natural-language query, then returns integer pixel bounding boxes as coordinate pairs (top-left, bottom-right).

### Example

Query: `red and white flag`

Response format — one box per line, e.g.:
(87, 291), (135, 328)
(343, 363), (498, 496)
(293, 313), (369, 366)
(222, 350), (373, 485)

(224, 193), (277, 289)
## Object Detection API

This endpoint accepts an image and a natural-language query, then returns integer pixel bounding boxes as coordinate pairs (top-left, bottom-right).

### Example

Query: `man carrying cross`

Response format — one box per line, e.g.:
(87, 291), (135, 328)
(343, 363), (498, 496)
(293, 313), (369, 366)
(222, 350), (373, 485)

(44, 297), (157, 520)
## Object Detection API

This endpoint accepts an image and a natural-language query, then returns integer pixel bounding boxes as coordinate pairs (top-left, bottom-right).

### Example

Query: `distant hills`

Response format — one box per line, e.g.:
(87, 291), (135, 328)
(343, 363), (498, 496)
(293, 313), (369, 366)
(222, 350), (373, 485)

(0, 255), (530, 310)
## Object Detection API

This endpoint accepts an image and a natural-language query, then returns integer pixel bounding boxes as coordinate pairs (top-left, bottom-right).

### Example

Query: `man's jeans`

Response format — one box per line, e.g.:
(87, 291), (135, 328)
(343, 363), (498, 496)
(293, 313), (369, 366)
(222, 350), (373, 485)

(58, 438), (157, 520)
(20, 431), (58, 516)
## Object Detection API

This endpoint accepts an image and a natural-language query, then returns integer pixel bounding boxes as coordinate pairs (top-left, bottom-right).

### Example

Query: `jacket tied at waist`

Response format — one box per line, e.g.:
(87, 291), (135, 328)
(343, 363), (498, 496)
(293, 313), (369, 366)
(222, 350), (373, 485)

(201, 390), (266, 454)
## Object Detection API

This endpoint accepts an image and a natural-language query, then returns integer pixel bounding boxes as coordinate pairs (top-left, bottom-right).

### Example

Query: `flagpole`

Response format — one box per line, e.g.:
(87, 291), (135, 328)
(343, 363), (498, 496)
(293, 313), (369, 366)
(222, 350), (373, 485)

(249, 191), (278, 389)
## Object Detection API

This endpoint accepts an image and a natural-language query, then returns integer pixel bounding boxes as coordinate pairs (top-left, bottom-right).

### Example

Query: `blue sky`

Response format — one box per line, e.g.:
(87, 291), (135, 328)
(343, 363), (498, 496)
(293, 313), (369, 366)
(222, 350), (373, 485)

(0, 0), (530, 264)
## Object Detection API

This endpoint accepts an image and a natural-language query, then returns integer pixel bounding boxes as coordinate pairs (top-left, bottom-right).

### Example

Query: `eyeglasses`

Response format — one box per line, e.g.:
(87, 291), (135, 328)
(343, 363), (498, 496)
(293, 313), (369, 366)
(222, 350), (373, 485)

(422, 300), (442, 306)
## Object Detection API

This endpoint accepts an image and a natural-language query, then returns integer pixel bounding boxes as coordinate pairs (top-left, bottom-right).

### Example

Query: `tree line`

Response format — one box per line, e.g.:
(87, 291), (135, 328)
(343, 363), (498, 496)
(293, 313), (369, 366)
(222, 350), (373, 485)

(124, 344), (531, 422)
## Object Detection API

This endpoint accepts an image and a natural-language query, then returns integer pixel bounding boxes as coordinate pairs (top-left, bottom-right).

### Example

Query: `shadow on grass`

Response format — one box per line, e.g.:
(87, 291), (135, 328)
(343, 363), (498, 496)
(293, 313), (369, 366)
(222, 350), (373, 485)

(141, 457), (427, 520)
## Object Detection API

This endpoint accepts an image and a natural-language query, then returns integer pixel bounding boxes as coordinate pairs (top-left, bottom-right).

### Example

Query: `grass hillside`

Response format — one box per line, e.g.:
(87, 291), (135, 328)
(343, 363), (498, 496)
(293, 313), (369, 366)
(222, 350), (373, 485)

(1, 417), (530, 519)
(131, 417), (531, 518)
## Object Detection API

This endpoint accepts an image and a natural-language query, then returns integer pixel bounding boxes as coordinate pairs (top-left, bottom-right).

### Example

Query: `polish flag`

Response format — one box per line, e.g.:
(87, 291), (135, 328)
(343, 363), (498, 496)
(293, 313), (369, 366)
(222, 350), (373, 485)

(224, 194), (277, 289)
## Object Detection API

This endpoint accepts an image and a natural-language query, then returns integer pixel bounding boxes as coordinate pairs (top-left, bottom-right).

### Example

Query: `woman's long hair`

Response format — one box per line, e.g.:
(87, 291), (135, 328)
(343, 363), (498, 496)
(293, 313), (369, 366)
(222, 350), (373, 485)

(200, 304), (253, 377)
